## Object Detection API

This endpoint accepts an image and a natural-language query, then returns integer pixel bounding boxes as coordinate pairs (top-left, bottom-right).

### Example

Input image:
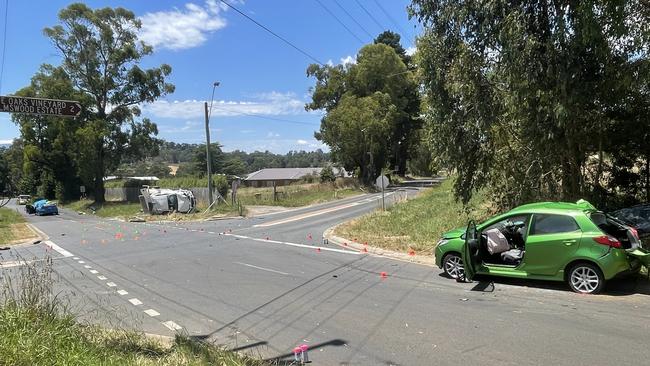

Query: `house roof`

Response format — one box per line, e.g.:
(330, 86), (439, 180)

(245, 168), (323, 181)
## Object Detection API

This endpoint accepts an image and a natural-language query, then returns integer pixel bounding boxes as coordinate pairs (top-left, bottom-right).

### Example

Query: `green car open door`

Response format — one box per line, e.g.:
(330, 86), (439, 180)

(461, 221), (478, 281)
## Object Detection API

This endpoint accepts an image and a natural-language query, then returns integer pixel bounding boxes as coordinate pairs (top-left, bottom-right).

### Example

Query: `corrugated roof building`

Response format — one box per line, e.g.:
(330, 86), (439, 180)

(245, 167), (347, 187)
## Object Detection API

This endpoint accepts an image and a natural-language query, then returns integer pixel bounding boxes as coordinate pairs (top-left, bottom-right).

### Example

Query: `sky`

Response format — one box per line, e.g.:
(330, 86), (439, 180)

(0, 0), (419, 153)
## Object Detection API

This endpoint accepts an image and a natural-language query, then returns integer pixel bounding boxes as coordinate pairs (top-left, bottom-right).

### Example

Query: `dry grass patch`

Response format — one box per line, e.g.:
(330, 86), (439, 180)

(0, 208), (36, 245)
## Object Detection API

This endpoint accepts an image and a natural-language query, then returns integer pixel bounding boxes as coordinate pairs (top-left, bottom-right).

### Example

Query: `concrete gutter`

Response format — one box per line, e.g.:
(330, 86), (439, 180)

(323, 224), (436, 267)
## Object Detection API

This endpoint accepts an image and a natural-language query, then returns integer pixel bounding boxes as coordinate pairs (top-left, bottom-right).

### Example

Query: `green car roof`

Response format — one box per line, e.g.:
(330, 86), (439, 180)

(508, 200), (597, 215)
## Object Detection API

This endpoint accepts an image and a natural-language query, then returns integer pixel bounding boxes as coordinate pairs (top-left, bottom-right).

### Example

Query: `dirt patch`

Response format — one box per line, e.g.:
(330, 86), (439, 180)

(3, 223), (38, 245)
(245, 205), (292, 217)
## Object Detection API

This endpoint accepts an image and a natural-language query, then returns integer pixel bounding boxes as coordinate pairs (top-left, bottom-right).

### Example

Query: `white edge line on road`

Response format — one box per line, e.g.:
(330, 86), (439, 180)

(162, 320), (182, 331)
(226, 233), (360, 255)
(144, 309), (160, 317)
(44, 240), (74, 257)
(234, 261), (290, 276)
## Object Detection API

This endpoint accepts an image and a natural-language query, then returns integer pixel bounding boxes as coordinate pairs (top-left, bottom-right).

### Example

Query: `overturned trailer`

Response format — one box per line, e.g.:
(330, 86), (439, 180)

(139, 186), (196, 214)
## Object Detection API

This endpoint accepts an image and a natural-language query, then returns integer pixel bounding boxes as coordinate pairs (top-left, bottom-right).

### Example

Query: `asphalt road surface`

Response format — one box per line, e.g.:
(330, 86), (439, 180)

(2, 190), (650, 366)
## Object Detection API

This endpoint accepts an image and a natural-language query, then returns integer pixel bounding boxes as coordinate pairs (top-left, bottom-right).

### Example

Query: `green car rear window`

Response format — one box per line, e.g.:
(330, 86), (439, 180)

(531, 214), (579, 235)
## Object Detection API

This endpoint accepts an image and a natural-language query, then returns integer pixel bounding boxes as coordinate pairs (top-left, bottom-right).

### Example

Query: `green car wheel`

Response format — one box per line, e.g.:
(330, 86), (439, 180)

(567, 263), (604, 294)
(442, 253), (464, 279)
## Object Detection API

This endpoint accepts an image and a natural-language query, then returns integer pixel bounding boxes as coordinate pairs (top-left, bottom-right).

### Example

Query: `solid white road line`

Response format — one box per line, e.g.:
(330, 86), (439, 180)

(128, 298), (143, 306)
(144, 309), (160, 317)
(106, 282), (117, 287)
(117, 290), (128, 296)
(89, 269), (98, 274)
(44, 240), (74, 257)
(234, 261), (290, 276)
(225, 233), (360, 255)
(162, 320), (182, 331)
(97, 275), (107, 280)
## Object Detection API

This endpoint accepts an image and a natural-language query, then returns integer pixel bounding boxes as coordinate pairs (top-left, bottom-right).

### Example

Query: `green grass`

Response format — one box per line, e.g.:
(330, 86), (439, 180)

(334, 178), (493, 254)
(237, 182), (363, 207)
(0, 207), (33, 245)
(63, 200), (143, 219)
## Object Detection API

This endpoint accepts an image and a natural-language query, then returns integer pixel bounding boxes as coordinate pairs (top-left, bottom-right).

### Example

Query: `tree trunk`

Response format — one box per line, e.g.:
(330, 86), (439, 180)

(94, 143), (106, 203)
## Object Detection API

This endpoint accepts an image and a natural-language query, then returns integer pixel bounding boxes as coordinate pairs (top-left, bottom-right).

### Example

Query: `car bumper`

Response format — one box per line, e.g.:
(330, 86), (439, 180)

(598, 250), (641, 280)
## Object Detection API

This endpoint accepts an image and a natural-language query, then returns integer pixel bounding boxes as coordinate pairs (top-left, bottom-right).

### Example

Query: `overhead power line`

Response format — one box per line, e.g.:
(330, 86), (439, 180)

(314, 0), (364, 44)
(353, 0), (386, 33)
(219, 0), (324, 65)
(0, 0), (8, 94)
(210, 106), (321, 127)
(372, 0), (409, 38)
(333, 0), (373, 39)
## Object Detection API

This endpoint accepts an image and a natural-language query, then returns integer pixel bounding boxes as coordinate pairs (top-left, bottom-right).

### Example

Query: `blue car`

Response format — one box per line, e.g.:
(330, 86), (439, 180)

(33, 199), (59, 216)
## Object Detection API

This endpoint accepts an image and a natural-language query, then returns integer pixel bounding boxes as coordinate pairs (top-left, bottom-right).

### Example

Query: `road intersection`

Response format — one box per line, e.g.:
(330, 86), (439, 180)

(2, 190), (650, 365)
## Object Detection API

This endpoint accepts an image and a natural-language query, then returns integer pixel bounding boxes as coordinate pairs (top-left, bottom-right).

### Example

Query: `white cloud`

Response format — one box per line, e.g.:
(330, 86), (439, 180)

(0, 139), (13, 144)
(139, 0), (228, 51)
(296, 139), (308, 145)
(222, 139), (328, 154)
(340, 55), (356, 65)
(142, 92), (307, 119)
(267, 132), (280, 137)
(240, 129), (255, 134)
(405, 46), (416, 56)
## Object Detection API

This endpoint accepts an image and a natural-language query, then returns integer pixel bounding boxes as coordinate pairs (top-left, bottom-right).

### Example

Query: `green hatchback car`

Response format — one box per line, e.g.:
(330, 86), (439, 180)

(435, 200), (650, 294)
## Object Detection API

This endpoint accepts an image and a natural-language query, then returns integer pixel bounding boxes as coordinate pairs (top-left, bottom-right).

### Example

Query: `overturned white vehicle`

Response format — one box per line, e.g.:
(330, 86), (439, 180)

(139, 186), (196, 214)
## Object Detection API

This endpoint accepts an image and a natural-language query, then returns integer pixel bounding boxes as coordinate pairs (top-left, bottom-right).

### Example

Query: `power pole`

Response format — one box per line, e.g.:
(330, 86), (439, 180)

(204, 101), (213, 207)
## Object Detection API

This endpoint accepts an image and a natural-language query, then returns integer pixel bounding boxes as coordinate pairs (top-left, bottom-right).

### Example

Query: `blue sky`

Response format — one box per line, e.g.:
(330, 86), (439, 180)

(0, 0), (419, 153)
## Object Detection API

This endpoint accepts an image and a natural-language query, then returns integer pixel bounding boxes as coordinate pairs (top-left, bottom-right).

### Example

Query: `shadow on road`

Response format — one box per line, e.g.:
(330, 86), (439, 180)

(465, 274), (650, 296)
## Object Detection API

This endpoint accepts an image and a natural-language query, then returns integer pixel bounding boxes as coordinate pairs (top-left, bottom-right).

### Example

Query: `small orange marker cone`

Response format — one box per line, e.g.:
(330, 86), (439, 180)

(316, 247), (321, 252)
(362, 247), (368, 253)
(380, 271), (388, 279)
(408, 249), (416, 256)
(307, 233), (312, 240)
(364, 241), (368, 246)
(266, 236), (270, 240)
(343, 242), (348, 246)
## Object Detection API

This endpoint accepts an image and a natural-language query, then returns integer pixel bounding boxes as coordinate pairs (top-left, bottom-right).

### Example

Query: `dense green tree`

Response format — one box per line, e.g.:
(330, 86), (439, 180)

(410, 0), (650, 208)
(316, 93), (396, 184)
(44, 3), (174, 203)
(307, 40), (420, 180)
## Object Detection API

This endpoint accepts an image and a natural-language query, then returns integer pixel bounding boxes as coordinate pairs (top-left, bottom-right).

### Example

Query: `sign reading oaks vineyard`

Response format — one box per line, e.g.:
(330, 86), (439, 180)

(0, 95), (82, 117)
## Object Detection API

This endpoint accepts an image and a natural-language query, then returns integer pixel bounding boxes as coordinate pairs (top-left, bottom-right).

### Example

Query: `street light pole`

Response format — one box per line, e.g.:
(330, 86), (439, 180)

(204, 82), (220, 208)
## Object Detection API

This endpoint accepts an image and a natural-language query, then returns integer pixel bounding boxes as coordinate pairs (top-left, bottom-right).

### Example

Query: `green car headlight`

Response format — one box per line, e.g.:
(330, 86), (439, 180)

(437, 239), (449, 247)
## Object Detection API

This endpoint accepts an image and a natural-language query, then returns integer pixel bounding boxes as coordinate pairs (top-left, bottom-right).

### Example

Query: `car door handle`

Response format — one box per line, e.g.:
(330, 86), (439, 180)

(563, 240), (577, 246)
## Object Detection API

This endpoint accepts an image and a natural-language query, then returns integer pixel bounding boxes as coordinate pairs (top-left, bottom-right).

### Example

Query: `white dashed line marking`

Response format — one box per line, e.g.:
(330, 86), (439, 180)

(89, 270), (98, 274)
(208, 231), (215, 234)
(73, 257), (79, 260)
(97, 275), (107, 280)
(117, 290), (128, 296)
(162, 320), (182, 331)
(128, 298), (143, 306)
(84, 265), (91, 269)
(234, 261), (290, 276)
(78, 260), (85, 264)
(144, 309), (160, 317)
(106, 282), (116, 287)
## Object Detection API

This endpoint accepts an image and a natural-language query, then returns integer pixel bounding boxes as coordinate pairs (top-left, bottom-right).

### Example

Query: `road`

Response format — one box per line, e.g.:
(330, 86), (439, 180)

(2, 190), (650, 365)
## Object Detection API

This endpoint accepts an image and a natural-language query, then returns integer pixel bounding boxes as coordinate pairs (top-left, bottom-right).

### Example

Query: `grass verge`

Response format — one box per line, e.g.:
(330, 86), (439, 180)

(238, 181), (363, 207)
(0, 255), (267, 365)
(61, 200), (243, 221)
(334, 178), (493, 254)
(0, 207), (35, 245)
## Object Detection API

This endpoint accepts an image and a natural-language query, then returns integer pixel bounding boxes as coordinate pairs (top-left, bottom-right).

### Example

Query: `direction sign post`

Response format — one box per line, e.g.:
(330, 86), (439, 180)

(0, 95), (82, 117)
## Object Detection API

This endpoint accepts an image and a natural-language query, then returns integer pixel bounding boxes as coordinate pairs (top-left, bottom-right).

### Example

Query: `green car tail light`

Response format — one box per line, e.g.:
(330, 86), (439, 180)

(593, 235), (621, 248)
